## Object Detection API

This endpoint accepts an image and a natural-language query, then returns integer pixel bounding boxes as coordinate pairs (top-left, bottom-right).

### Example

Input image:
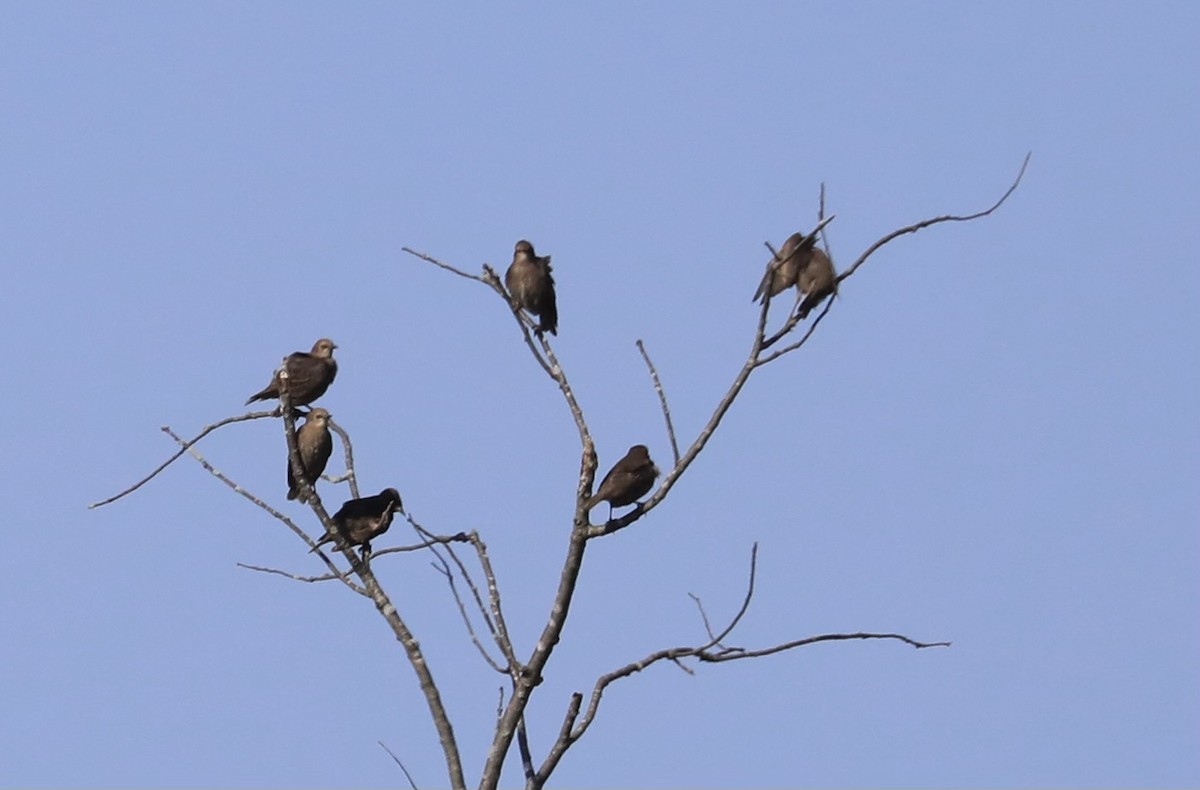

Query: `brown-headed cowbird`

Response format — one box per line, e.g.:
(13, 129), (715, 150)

(584, 444), (660, 520)
(753, 232), (815, 304)
(797, 247), (837, 319)
(246, 338), (338, 407)
(287, 407), (333, 503)
(311, 488), (404, 552)
(505, 240), (558, 335)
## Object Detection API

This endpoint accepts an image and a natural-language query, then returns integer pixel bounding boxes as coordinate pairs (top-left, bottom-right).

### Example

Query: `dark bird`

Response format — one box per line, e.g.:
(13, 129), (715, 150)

(287, 408), (333, 503)
(505, 239), (558, 336)
(584, 444), (660, 520)
(797, 247), (837, 319)
(246, 338), (338, 407)
(311, 488), (404, 553)
(753, 231), (814, 304)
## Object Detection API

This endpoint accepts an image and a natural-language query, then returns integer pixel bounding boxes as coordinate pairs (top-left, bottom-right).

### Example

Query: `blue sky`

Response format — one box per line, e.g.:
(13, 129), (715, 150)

(2, 3), (1197, 787)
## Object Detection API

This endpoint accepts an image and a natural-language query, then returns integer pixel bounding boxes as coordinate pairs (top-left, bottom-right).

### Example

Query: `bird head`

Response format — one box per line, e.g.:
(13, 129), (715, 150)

(312, 338), (337, 358)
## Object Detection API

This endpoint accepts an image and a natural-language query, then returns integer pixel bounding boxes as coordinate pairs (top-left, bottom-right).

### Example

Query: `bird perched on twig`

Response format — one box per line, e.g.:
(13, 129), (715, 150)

(585, 445), (660, 521)
(287, 408), (332, 503)
(311, 488), (404, 553)
(797, 247), (837, 319)
(753, 231), (813, 304)
(505, 239), (558, 336)
(246, 338), (338, 407)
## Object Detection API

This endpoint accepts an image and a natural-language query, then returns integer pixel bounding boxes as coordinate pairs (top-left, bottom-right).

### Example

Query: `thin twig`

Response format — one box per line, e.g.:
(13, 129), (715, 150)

(534, 541), (945, 786)
(516, 714), (536, 786)
(89, 410), (277, 508)
(378, 741), (420, 790)
(818, 182), (833, 260)
(636, 339), (680, 467)
(756, 295), (835, 363)
(327, 417), (360, 499)
(162, 426), (364, 595)
(401, 246), (487, 283)
(839, 152), (1031, 283)
(237, 562), (353, 585)
(426, 544), (508, 674)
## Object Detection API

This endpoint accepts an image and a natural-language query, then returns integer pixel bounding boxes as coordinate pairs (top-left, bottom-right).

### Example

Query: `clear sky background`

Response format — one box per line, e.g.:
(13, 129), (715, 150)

(2, 3), (1197, 788)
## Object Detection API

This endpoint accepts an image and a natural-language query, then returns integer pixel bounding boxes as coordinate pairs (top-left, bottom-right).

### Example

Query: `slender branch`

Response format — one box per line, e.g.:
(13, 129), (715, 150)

(534, 542), (946, 785)
(755, 295), (836, 365)
(378, 741), (420, 790)
(839, 152), (1030, 283)
(161, 426), (363, 594)
(818, 182), (833, 261)
(636, 339), (680, 467)
(516, 714), (536, 787)
(402, 246), (487, 283)
(427, 550), (508, 673)
(237, 562), (361, 585)
(89, 410), (276, 508)
(702, 632), (952, 662)
(276, 378), (466, 790)
(327, 417), (360, 499)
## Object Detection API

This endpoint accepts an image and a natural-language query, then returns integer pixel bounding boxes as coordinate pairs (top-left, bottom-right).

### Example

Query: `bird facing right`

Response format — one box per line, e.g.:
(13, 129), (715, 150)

(311, 488), (404, 552)
(585, 444), (660, 520)
(505, 239), (558, 336)
(246, 338), (339, 407)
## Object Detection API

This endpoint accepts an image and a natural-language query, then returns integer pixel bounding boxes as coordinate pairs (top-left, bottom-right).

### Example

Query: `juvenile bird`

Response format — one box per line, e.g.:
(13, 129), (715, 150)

(287, 408), (333, 503)
(311, 488), (404, 553)
(797, 247), (837, 319)
(246, 338), (338, 407)
(753, 231), (813, 304)
(505, 239), (558, 336)
(585, 444), (660, 521)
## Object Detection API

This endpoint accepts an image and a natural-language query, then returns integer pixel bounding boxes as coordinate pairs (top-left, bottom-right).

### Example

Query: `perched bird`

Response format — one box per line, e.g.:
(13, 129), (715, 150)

(584, 444), (660, 520)
(246, 338), (338, 407)
(287, 408), (333, 503)
(753, 232), (814, 304)
(311, 488), (404, 553)
(505, 239), (558, 335)
(797, 247), (837, 319)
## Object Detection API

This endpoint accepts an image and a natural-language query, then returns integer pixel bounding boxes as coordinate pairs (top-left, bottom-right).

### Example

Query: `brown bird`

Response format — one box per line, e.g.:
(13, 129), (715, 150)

(584, 444), (660, 520)
(797, 247), (837, 319)
(246, 338), (338, 407)
(505, 239), (558, 335)
(287, 408), (333, 503)
(311, 488), (404, 553)
(753, 231), (814, 304)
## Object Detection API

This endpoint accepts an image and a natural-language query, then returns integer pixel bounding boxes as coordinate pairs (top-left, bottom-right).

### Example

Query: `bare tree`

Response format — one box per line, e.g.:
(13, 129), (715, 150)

(92, 155), (1028, 789)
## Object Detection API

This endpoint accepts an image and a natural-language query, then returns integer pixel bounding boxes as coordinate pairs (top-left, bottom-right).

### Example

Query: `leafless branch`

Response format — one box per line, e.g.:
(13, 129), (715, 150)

(755, 295), (836, 364)
(378, 740), (420, 790)
(401, 246), (488, 283)
(161, 426), (363, 594)
(89, 410), (277, 508)
(426, 542), (508, 674)
(327, 417), (360, 499)
(533, 543), (946, 785)
(839, 152), (1030, 282)
(275, 379), (466, 790)
(636, 339), (680, 467)
(237, 562), (360, 585)
(516, 714), (536, 786)
(818, 182), (833, 260)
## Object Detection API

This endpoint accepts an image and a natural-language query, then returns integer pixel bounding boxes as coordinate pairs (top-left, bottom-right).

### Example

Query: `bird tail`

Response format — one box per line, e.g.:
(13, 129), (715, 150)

(541, 305), (558, 336)
(583, 494), (601, 511)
